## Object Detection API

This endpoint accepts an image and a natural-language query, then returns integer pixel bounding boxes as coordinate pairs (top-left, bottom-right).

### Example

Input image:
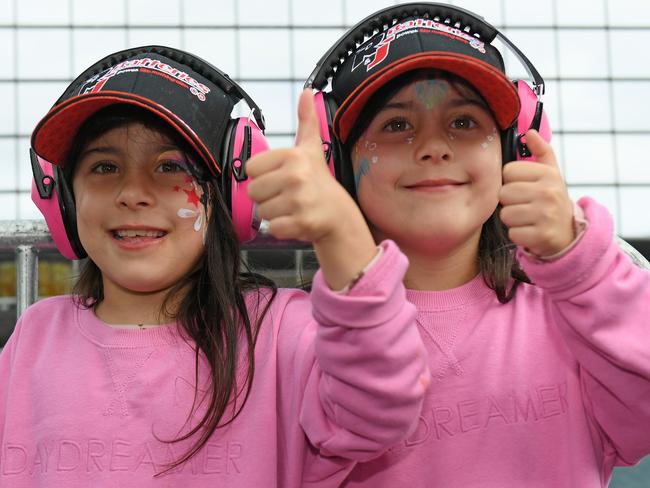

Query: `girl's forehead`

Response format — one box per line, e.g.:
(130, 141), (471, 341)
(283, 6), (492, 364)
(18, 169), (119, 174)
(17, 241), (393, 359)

(390, 78), (463, 103)
(79, 124), (191, 165)
(86, 122), (177, 148)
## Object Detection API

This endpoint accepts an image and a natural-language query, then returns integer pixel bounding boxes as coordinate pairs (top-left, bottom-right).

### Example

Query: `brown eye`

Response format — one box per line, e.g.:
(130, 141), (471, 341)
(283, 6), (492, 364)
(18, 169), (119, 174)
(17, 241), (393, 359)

(157, 160), (187, 173)
(384, 118), (412, 133)
(91, 161), (118, 174)
(450, 117), (477, 130)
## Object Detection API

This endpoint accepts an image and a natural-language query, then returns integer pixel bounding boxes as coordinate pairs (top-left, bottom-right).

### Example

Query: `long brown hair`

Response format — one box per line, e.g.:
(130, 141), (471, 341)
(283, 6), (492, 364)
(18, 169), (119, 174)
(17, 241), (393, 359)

(63, 104), (277, 471)
(345, 69), (530, 303)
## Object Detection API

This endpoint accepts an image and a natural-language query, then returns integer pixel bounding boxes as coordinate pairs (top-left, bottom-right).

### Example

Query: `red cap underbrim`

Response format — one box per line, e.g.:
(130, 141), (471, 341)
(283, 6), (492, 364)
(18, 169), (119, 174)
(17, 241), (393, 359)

(333, 52), (521, 144)
(31, 91), (219, 172)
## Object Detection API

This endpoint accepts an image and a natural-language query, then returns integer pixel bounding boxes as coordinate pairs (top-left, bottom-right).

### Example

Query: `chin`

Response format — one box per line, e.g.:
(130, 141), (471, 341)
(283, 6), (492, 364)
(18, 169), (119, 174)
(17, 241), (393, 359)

(112, 276), (180, 295)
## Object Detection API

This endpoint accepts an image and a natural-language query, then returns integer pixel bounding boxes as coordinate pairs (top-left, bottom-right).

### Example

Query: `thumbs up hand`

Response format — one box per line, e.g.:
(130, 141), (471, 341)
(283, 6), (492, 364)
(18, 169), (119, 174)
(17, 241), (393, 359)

(499, 130), (575, 257)
(247, 89), (377, 290)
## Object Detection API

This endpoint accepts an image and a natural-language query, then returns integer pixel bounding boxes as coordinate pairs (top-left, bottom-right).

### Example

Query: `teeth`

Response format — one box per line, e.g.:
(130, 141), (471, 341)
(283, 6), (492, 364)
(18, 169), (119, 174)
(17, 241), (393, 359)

(114, 229), (165, 238)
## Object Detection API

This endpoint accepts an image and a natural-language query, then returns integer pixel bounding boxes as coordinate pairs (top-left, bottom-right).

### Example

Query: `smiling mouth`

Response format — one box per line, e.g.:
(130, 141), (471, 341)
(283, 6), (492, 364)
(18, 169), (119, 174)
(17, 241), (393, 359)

(111, 229), (167, 240)
(406, 180), (466, 189)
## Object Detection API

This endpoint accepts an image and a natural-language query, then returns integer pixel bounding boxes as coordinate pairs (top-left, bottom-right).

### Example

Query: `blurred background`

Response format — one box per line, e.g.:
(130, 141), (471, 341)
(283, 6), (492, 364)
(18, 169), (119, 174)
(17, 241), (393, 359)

(0, 0), (648, 484)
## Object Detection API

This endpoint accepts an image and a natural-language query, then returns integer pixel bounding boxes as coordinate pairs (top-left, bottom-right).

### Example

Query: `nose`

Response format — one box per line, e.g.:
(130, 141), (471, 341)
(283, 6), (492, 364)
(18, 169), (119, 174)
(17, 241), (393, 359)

(115, 169), (156, 209)
(413, 122), (453, 164)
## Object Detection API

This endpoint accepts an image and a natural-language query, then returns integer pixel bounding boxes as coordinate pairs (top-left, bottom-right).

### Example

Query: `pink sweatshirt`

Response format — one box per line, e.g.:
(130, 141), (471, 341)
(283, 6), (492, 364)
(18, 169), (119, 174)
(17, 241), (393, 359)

(0, 240), (428, 487)
(341, 198), (650, 487)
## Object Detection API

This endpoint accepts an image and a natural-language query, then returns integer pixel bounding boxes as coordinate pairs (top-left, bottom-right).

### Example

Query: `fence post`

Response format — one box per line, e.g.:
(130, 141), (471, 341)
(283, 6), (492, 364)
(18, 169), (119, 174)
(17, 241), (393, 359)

(15, 245), (39, 318)
(0, 221), (55, 319)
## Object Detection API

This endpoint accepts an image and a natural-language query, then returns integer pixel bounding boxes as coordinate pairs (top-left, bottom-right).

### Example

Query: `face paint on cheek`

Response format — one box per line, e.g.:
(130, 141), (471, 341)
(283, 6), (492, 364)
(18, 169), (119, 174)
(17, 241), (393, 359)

(177, 208), (203, 231)
(414, 80), (449, 110)
(175, 177), (210, 243)
(362, 139), (380, 163)
(354, 156), (371, 191)
(480, 127), (499, 150)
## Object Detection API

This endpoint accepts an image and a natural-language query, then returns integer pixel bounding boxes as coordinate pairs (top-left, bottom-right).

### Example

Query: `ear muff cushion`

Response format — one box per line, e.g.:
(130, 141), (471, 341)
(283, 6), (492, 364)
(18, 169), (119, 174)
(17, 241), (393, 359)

(55, 166), (86, 258)
(313, 91), (336, 177)
(30, 157), (85, 260)
(321, 95), (358, 199)
(501, 125), (518, 164)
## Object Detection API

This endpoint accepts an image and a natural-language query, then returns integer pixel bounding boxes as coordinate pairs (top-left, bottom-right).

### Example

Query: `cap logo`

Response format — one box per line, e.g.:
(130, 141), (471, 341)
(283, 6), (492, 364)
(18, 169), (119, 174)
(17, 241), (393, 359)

(351, 18), (487, 73)
(79, 58), (211, 101)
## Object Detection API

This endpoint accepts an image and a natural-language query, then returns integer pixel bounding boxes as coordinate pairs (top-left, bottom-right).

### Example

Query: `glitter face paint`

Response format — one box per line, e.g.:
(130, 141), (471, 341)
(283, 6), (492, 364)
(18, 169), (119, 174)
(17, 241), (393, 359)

(354, 139), (382, 189)
(413, 79), (449, 110)
(351, 78), (502, 192)
(480, 127), (499, 150)
(172, 164), (210, 242)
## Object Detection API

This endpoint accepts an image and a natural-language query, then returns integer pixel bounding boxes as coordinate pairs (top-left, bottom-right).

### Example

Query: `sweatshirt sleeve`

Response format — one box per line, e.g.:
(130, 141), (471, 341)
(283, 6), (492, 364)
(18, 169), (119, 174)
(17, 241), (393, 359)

(279, 239), (429, 468)
(0, 316), (21, 452)
(517, 196), (650, 466)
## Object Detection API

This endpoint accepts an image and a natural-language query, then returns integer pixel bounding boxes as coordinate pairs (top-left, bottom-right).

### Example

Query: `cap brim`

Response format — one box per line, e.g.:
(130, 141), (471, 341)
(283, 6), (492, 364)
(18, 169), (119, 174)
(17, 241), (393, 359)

(31, 91), (219, 172)
(333, 52), (521, 144)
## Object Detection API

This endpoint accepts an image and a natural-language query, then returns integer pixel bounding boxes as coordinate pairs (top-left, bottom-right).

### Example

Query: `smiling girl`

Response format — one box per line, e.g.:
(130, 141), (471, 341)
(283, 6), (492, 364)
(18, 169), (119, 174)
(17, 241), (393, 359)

(298, 4), (650, 487)
(0, 46), (428, 487)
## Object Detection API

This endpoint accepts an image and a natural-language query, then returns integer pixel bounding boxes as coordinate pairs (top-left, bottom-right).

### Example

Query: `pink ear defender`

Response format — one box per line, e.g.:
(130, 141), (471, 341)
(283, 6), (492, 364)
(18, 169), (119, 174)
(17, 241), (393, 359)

(313, 91), (336, 176)
(230, 115), (269, 242)
(515, 80), (551, 161)
(30, 150), (84, 260)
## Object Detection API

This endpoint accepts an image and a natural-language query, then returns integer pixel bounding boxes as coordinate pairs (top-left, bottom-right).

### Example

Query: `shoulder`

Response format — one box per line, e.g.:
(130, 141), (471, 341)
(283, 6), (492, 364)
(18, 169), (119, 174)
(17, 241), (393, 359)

(20, 295), (77, 318)
(16, 295), (81, 330)
(7, 295), (80, 351)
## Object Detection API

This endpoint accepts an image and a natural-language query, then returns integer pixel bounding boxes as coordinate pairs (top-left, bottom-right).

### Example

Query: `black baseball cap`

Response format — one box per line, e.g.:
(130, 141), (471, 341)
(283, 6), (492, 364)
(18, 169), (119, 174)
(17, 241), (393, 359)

(31, 46), (262, 176)
(331, 16), (521, 144)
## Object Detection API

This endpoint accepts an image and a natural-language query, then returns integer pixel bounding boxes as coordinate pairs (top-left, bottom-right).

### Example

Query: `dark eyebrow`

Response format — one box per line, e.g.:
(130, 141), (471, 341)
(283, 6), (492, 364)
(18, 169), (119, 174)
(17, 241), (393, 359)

(378, 101), (414, 113)
(446, 98), (490, 111)
(78, 143), (183, 161)
(378, 97), (489, 115)
(78, 146), (121, 161)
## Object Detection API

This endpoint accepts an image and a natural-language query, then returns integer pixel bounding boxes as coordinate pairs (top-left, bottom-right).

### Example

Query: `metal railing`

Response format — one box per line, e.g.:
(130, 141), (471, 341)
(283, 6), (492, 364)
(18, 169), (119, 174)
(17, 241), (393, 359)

(0, 220), (57, 318)
(0, 220), (317, 321)
(1, 220), (649, 321)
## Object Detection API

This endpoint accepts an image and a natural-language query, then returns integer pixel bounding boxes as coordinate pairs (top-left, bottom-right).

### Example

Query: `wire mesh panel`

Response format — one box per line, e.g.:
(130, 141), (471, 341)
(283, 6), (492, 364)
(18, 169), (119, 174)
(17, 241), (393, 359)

(0, 1), (648, 484)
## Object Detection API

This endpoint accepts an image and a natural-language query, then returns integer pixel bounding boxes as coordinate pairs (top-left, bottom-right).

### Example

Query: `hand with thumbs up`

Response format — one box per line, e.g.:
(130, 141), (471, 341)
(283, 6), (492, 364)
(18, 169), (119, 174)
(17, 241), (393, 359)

(499, 129), (575, 257)
(246, 89), (377, 290)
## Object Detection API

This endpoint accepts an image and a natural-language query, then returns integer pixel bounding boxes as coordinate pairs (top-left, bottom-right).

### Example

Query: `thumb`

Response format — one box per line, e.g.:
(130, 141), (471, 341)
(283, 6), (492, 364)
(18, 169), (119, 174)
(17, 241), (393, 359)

(295, 89), (323, 149)
(523, 129), (557, 167)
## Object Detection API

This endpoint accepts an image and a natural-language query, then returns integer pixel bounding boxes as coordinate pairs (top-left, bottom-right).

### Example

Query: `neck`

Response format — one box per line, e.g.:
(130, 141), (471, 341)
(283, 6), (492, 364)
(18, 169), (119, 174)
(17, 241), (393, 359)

(95, 281), (183, 326)
(399, 233), (481, 291)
